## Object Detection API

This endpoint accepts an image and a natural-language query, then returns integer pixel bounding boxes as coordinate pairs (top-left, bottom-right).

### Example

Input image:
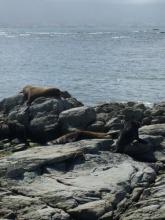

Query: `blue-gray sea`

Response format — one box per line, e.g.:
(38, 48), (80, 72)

(0, 25), (164, 105)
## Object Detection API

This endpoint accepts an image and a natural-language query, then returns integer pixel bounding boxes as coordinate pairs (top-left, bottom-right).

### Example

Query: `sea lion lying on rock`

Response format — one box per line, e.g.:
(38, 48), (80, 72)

(116, 120), (146, 153)
(50, 130), (119, 145)
(21, 85), (71, 105)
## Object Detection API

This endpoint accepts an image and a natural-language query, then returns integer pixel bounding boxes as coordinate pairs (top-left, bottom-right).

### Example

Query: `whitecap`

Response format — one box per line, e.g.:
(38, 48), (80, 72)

(52, 32), (73, 35)
(88, 32), (112, 35)
(19, 33), (31, 37)
(38, 32), (51, 35)
(112, 36), (129, 39)
(0, 31), (7, 36)
(5, 35), (16, 38)
(137, 101), (153, 107)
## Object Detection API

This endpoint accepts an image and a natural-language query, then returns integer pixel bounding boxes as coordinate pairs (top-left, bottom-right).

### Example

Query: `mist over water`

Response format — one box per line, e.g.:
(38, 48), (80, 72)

(0, 0), (164, 105)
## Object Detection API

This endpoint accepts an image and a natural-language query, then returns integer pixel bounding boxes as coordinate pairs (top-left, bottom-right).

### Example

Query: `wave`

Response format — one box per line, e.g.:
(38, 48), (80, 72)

(112, 36), (129, 39)
(88, 31), (112, 35)
(5, 35), (16, 38)
(121, 101), (153, 107)
(26, 32), (74, 35)
(19, 33), (31, 37)
(0, 31), (7, 36)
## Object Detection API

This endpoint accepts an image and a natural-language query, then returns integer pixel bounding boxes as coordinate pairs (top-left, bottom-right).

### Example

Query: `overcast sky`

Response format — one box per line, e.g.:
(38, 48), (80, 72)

(0, 0), (164, 27)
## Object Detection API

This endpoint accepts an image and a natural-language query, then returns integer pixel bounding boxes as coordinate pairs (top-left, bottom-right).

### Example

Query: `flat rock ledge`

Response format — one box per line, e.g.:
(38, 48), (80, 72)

(0, 139), (162, 220)
(0, 93), (165, 220)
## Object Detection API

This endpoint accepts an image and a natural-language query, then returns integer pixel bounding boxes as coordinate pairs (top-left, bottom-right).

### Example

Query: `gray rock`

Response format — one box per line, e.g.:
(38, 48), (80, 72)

(0, 138), (159, 219)
(126, 102), (136, 107)
(154, 140), (165, 162)
(0, 94), (24, 113)
(23, 207), (70, 220)
(120, 173), (165, 220)
(29, 98), (79, 118)
(140, 124), (165, 137)
(151, 109), (165, 117)
(134, 103), (147, 111)
(0, 93), (83, 142)
(87, 121), (105, 132)
(142, 116), (152, 125)
(59, 106), (96, 132)
(151, 116), (165, 124)
(29, 114), (59, 141)
(68, 200), (111, 220)
(8, 106), (29, 126)
(96, 113), (110, 123)
(11, 143), (27, 152)
(1, 97), (165, 220)
(105, 117), (122, 130)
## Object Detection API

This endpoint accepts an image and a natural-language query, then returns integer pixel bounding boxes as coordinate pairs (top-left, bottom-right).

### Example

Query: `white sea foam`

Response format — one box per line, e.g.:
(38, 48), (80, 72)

(5, 35), (16, 38)
(0, 31), (7, 36)
(137, 101), (153, 107)
(88, 31), (112, 35)
(19, 33), (31, 37)
(112, 36), (129, 39)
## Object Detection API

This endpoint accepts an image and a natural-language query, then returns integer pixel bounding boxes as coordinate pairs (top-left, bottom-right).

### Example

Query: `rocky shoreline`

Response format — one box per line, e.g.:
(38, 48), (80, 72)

(0, 90), (165, 220)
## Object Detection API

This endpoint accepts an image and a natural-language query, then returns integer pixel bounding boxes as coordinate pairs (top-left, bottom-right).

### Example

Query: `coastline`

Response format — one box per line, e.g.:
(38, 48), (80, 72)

(0, 91), (165, 220)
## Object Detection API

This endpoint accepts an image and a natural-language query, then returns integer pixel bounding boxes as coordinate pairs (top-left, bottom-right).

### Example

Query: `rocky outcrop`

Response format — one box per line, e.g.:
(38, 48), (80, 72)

(0, 90), (165, 220)
(0, 93), (83, 142)
(0, 139), (162, 220)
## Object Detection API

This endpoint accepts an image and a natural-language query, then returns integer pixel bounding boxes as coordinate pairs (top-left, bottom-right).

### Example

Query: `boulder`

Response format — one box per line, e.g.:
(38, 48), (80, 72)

(0, 93), (83, 142)
(140, 124), (165, 137)
(59, 106), (96, 133)
(29, 114), (59, 142)
(0, 94), (24, 113)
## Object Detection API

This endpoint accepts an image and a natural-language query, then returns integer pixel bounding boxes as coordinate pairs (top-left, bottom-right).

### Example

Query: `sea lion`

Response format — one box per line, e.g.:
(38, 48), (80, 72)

(116, 120), (146, 153)
(21, 85), (71, 105)
(50, 130), (119, 145)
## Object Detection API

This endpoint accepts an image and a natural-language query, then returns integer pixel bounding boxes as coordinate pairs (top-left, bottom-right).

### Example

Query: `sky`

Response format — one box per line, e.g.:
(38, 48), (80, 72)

(0, 0), (164, 27)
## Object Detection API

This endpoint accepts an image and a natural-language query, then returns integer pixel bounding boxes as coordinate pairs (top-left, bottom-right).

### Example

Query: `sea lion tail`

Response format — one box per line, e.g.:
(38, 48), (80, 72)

(51, 131), (81, 145)
(107, 130), (120, 139)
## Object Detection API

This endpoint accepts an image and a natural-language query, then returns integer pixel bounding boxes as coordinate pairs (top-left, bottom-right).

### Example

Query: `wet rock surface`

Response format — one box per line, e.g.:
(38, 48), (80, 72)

(0, 91), (165, 219)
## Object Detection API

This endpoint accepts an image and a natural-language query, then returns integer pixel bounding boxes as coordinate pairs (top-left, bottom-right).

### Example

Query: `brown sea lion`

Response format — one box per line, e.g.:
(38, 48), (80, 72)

(116, 120), (146, 153)
(50, 130), (119, 145)
(21, 85), (71, 105)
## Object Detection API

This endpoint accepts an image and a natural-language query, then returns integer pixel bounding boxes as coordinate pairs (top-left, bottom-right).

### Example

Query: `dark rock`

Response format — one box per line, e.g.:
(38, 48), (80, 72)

(151, 116), (165, 124)
(126, 101), (136, 107)
(142, 116), (152, 125)
(121, 108), (144, 121)
(29, 114), (59, 142)
(105, 117), (122, 130)
(0, 94), (25, 113)
(87, 121), (105, 132)
(11, 143), (27, 152)
(134, 103), (147, 111)
(95, 103), (125, 114)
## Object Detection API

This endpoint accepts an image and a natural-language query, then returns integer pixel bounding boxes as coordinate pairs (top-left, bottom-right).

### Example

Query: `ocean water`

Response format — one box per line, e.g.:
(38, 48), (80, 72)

(0, 25), (164, 105)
